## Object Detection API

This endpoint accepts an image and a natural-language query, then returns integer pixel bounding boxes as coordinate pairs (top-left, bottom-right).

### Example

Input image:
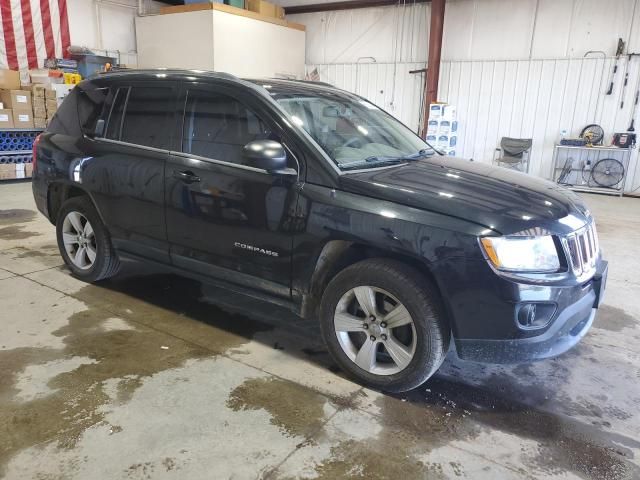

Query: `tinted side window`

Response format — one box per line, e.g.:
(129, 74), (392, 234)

(78, 87), (109, 135)
(47, 85), (108, 137)
(182, 90), (272, 165)
(121, 87), (173, 149)
(105, 87), (128, 141)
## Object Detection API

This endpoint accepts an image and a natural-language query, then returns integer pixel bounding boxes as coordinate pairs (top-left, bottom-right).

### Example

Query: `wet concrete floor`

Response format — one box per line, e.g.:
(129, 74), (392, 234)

(0, 180), (639, 479)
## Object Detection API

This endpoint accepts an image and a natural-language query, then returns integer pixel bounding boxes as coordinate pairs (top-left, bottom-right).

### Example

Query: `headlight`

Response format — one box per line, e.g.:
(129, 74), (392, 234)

(480, 236), (560, 272)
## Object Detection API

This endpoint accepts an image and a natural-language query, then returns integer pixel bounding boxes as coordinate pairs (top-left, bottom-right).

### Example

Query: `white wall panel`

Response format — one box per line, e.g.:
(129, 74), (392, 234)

(297, 0), (640, 63)
(306, 61), (426, 130)
(439, 57), (640, 193)
(288, 3), (429, 65)
(67, 0), (166, 67)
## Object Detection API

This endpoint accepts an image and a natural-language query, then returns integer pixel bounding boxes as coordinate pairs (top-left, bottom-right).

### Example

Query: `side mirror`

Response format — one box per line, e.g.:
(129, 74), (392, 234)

(243, 140), (292, 174)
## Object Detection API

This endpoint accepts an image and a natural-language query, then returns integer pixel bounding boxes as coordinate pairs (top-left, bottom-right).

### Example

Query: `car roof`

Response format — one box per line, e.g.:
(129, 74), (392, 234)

(93, 68), (342, 96)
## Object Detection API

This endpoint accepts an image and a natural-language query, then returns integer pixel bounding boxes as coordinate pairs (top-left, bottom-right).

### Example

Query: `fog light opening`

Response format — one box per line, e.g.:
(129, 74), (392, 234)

(516, 303), (556, 330)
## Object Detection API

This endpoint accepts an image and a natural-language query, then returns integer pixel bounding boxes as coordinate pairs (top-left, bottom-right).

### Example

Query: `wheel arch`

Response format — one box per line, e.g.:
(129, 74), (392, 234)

(47, 182), (106, 226)
(301, 240), (452, 330)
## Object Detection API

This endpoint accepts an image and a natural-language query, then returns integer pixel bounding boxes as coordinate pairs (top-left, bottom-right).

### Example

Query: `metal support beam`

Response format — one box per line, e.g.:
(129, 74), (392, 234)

(420, 0), (445, 138)
(284, 0), (430, 15)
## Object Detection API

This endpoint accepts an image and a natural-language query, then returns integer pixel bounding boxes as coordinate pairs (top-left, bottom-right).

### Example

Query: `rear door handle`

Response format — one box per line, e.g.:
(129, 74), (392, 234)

(173, 170), (201, 183)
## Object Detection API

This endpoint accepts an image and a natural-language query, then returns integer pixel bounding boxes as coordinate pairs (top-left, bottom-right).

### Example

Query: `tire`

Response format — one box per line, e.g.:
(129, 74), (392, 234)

(55, 196), (120, 282)
(319, 258), (450, 393)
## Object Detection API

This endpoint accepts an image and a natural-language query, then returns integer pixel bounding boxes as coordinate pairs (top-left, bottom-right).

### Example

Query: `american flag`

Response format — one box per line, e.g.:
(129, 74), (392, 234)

(0, 0), (70, 70)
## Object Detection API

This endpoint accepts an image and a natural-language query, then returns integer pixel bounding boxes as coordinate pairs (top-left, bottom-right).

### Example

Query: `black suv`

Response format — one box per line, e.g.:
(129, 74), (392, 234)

(32, 70), (607, 392)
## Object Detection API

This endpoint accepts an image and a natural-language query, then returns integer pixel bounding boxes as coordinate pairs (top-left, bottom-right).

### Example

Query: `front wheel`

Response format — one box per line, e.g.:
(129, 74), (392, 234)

(319, 259), (450, 393)
(56, 196), (120, 282)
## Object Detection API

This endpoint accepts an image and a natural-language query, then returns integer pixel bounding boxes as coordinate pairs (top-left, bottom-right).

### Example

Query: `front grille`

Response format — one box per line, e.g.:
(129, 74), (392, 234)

(563, 222), (599, 278)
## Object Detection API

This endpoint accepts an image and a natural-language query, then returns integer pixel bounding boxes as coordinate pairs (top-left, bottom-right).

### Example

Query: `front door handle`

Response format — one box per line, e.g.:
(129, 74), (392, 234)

(173, 170), (201, 184)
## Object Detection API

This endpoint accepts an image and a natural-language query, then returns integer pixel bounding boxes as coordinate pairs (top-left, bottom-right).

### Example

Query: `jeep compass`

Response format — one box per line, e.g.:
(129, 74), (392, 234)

(31, 70), (608, 392)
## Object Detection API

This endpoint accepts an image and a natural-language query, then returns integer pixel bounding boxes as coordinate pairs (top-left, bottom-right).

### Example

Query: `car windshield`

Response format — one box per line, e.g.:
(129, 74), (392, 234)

(273, 89), (436, 170)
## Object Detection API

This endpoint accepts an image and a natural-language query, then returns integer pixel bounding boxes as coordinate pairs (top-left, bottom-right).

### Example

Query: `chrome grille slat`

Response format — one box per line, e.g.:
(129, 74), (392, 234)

(564, 222), (599, 278)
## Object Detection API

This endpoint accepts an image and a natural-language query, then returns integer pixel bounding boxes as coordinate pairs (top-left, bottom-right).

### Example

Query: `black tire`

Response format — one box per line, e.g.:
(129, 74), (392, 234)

(55, 196), (120, 282)
(319, 258), (450, 393)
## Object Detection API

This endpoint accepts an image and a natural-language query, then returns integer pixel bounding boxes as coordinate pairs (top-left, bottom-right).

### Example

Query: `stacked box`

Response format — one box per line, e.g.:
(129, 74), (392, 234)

(32, 85), (46, 127)
(0, 109), (14, 128)
(246, 0), (277, 17)
(0, 69), (21, 90)
(428, 103), (457, 155)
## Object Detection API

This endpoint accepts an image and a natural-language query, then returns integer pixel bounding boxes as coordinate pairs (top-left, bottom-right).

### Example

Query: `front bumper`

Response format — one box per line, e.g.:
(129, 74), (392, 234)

(453, 260), (608, 363)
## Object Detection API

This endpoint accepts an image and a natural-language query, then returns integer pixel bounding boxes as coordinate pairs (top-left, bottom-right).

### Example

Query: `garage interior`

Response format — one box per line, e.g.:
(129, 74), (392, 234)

(1, 0), (640, 479)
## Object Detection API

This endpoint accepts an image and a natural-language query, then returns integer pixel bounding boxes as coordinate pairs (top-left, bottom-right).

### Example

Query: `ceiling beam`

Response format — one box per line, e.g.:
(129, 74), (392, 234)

(284, 0), (430, 15)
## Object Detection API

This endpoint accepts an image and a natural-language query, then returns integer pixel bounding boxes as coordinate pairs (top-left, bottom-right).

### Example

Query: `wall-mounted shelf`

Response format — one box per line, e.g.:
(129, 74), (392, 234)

(551, 144), (632, 197)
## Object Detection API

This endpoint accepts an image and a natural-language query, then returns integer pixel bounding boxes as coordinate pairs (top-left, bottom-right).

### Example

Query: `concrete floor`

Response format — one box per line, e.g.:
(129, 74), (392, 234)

(0, 181), (639, 480)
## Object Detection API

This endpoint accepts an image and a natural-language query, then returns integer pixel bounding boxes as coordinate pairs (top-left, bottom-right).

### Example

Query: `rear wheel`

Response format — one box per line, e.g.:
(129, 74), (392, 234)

(56, 197), (120, 282)
(319, 259), (449, 393)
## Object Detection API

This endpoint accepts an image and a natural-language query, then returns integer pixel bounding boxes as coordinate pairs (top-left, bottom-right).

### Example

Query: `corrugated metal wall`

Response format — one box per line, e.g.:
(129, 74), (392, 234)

(307, 57), (640, 194)
(439, 57), (640, 192)
(307, 62), (427, 131)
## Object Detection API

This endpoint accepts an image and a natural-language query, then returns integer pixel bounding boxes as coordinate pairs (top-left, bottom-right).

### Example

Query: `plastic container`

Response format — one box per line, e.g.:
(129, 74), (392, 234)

(69, 54), (116, 79)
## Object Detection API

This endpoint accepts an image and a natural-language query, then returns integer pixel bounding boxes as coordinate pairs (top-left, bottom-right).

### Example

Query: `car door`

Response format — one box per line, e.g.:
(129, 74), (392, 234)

(165, 82), (300, 298)
(84, 81), (177, 263)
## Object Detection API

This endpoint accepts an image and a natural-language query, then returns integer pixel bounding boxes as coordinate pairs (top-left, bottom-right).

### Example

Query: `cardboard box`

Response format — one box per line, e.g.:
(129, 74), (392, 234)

(275, 4), (284, 18)
(429, 103), (457, 121)
(34, 117), (47, 129)
(437, 119), (458, 134)
(0, 164), (19, 180)
(436, 134), (457, 149)
(427, 120), (439, 135)
(19, 70), (31, 87)
(1, 89), (32, 110)
(429, 103), (445, 119)
(46, 98), (58, 112)
(0, 109), (14, 128)
(51, 83), (74, 100)
(442, 105), (456, 120)
(33, 106), (46, 118)
(25, 163), (33, 177)
(30, 84), (46, 98)
(12, 108), (34, 128)
(15, 163), (26, 179)
(45, 88), (57, 100)
(0, 69), (21, 90)
(246, 0), (276, 17)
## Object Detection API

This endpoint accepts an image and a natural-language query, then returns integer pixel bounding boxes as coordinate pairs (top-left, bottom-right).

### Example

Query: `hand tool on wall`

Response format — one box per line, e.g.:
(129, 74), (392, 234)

(628, 81), (640, 131)
(626, 54), (640, 129)
(606, 38), (625, 95)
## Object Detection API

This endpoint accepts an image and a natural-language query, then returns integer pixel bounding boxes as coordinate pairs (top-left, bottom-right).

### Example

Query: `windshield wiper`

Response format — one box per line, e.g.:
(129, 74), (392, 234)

(339, 156), (407, 170)
(405, 148), (436, 159)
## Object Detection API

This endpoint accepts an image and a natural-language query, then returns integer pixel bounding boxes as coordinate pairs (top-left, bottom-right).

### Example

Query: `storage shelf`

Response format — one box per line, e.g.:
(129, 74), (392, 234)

(552, 144), (631, 198)
(0, 150), (32, 155)
(0, 128), (44, 132)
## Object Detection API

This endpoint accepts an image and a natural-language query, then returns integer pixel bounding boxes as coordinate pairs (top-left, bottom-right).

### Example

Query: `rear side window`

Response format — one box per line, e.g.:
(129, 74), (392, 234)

(47, 85), (108, 137)
(181, 89), (273, 165)
(104, 85), (173, 150)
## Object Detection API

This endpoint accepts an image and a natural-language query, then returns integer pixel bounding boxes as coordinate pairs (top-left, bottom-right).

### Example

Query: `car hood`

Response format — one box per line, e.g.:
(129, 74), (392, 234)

(338, 156), (592, 236)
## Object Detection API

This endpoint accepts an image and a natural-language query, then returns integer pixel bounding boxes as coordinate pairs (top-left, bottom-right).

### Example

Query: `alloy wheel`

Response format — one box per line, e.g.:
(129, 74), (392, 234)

(62, 211), (97, 270)
(334, 286), (417, 375)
